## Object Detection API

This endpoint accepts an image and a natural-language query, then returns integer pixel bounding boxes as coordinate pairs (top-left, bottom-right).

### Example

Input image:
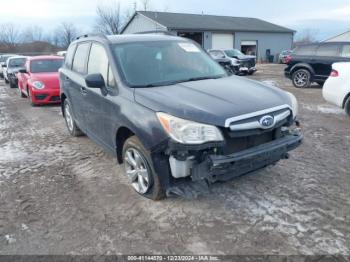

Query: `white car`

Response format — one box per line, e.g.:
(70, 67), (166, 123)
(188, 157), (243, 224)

(0, 54), (15, 79)
(323, 62), (350, 116)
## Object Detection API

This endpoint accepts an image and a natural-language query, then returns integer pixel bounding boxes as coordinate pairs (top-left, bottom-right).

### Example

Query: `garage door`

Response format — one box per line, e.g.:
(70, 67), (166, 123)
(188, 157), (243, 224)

(212, 33), (234, 49)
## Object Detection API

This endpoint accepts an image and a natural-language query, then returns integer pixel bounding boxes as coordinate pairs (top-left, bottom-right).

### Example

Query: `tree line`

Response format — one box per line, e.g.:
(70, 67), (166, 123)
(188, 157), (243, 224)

(0, 0), (156, 53)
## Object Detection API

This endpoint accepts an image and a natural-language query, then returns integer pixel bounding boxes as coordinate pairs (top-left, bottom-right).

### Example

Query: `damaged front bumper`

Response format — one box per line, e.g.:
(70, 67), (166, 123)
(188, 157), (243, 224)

(191, 133), (302, 183)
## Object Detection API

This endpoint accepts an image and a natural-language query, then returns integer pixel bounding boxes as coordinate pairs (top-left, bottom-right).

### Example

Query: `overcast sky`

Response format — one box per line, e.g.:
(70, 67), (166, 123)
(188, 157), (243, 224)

(0, 0), (349, 40)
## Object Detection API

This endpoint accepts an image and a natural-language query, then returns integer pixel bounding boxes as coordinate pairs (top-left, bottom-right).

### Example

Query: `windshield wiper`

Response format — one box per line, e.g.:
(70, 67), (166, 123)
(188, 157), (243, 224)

(185, 75), (224, 82)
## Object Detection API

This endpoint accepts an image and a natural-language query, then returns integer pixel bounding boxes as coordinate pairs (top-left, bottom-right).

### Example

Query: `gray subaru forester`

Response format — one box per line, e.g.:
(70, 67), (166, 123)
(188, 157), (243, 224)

(59, 34), (302, 200)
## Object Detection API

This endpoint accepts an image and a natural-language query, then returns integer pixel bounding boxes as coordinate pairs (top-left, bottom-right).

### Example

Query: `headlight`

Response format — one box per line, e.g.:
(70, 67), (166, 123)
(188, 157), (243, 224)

(286, 92), (298, 118)
(32, 81), (45, 90)
(156, 112), (224, 144)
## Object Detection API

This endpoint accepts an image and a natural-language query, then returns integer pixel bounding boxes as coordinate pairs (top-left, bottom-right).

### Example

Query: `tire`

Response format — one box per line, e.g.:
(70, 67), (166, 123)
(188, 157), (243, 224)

(122, 136), (165, 200)
(248, 71), (255, 75)
(5, 78), (9, 84)
(9, 80), (16, 89)
(63, 99), (84, 137)
(345, 96), (350, 117)
(292, 69), (311, 88)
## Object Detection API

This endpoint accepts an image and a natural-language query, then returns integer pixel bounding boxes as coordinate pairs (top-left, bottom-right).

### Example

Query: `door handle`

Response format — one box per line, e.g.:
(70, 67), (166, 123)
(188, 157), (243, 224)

(65, 76), (70, 81)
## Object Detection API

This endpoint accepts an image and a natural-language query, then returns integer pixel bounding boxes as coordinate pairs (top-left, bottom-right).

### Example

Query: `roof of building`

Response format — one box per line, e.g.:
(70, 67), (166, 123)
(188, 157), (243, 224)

(324, 30), (350, 42)
(122, 11), (295, 33)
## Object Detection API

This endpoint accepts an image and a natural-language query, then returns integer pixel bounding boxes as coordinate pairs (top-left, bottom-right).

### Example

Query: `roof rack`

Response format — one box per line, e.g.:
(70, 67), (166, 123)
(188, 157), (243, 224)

(133, 31), (175, 36)
(76, 34), (108, 40)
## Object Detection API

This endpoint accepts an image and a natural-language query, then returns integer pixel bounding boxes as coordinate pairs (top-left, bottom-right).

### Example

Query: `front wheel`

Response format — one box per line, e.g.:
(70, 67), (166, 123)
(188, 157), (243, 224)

(63, 99), (84, 136)
(345, 97), (350, 117)
(292, 69), (311, 88)
(122, 136), (165, 200)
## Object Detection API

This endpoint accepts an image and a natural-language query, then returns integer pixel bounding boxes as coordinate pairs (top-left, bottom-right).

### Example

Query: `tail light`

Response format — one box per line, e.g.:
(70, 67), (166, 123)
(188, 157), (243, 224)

(284, 55), (292, 64)
(330, 69), (339, 77)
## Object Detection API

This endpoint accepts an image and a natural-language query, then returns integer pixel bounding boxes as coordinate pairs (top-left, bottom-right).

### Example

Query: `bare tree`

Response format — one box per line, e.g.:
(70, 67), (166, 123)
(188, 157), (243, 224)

(0, 23), (20, 48)
(55, 22), (78, 48)
(294, 29), (320, 46)
(22, 26), (44, 43)
(94, 1), (122, 35)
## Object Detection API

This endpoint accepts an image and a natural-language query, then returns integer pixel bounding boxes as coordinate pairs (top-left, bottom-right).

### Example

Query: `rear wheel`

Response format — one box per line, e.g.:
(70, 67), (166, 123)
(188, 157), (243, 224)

(9, 80), (16, 89)
(122, 136), (165, 200)
(345, 96), (350, 117)
(292, 69), (311, 88)
(63, 99), (84, 136)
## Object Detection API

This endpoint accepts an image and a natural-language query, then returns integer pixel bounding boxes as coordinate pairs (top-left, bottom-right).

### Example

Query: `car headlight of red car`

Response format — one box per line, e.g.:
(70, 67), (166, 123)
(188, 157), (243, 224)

(32, 81), (45, 90)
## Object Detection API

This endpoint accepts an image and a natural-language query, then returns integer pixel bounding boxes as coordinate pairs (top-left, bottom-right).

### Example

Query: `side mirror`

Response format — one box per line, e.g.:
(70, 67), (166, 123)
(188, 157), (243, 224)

(1, 64), (7, 68)
(85, 73), (105, 88)
(18, 69), (27, 74)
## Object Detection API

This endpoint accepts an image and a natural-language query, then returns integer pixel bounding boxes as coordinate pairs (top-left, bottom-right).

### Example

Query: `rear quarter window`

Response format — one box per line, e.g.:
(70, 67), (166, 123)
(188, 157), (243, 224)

(64, 44), (76, 69)
(72, 42), (90, 74)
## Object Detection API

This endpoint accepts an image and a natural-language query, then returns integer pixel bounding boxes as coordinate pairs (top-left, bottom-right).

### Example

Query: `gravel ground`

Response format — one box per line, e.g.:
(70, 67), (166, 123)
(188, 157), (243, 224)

(0, 64), (349, 255)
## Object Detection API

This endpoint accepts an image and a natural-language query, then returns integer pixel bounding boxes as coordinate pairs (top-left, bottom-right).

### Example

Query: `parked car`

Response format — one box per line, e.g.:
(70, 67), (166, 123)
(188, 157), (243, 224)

(285, 42), (350, 88)
(208, 50), (239, 75)
(0, 54), (15, 79)
(59, 34), (302, 200)
(208, 49), (257, 75)
(278, 50), (292, 64)
(5, 56), (27, 87)
(17, 56), (64, 106)
(323, 62), (350, 116)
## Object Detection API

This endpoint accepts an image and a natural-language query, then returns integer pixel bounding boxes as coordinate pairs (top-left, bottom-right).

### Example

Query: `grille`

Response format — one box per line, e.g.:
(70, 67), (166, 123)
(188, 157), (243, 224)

(223, 129), (278, 155)
(240, 59), (255, 68)
(35, 94), (47, 100)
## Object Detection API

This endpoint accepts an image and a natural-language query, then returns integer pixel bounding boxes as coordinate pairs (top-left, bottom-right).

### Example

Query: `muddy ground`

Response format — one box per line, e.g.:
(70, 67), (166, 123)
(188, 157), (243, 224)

(0, 64), (349, 255)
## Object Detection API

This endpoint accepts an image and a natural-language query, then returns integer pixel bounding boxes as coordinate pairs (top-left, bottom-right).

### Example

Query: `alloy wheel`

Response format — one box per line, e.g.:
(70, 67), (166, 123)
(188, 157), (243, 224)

(124, 148), (151, 194)
(294, 71), (309, 87)
(64, 103), (74, 132)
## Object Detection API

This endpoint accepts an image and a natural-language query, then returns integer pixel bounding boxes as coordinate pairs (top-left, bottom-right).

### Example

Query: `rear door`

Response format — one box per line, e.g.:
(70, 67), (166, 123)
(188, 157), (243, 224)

(84, 42), (118, 151)
(61, 42), (91, 132)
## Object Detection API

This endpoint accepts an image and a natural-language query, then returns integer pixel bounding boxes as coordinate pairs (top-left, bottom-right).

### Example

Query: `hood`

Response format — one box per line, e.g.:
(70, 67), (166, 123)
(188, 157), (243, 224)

(30, 72), (60, 89)
(135, 76), (291, 127)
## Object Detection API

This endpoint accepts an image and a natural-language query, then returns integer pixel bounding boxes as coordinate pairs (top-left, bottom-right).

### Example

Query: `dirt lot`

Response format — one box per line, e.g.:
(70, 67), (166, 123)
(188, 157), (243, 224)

(0, 64), (349, 255)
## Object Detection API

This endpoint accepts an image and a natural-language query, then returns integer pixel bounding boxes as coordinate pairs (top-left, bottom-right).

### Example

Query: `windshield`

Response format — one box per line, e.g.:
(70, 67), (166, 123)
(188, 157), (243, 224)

(8, 58), (26, 67)
(31, 59), (63, 73)
(224, 49), (244, 58)
(112, 40), (226, 87)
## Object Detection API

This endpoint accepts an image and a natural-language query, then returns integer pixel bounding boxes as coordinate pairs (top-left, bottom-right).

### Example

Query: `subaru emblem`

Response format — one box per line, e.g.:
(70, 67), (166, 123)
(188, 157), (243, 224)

(259, 115), (274, 128)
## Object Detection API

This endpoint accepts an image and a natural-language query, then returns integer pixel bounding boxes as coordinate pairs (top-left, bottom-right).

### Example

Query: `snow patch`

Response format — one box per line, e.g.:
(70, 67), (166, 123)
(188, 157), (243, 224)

(5, 234), (16, 244)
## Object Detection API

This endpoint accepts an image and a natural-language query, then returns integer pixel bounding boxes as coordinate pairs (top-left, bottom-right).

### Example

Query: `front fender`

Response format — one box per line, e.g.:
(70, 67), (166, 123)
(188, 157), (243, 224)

(291, 63), (315, 76)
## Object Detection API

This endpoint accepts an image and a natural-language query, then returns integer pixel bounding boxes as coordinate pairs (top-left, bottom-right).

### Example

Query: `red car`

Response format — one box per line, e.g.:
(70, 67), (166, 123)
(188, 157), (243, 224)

(18, 56), (64, 106)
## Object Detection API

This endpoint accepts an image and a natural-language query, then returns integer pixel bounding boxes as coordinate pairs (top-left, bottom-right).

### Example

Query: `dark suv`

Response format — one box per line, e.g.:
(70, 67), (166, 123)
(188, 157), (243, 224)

(285, 42), (350, 88)
(59, 34), (302, 200)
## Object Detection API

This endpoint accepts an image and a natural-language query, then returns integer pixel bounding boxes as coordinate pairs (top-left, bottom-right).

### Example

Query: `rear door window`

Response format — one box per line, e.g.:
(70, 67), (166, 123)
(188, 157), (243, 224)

(316, 44), (340, 57)
(340, 45), (350, 57)
(72, 42), (90, 74)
